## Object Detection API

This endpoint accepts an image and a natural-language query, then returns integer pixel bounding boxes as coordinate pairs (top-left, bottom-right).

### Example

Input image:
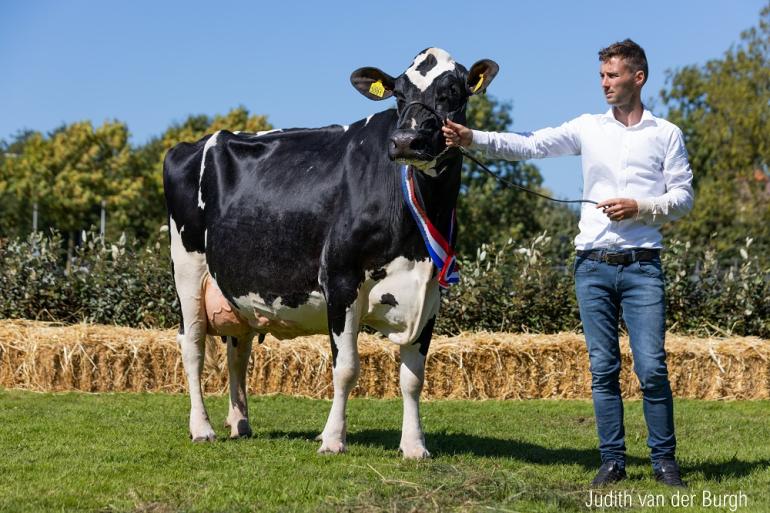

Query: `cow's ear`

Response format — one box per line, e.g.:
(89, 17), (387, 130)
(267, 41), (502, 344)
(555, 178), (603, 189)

(466, 59), (499, 95)
(350, 67), (396, 101)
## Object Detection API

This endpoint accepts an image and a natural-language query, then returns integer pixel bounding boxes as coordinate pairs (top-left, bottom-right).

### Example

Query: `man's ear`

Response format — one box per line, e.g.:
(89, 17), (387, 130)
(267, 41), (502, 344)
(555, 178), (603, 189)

(466, 59), (499, 95)
(350, 67), (396, 101)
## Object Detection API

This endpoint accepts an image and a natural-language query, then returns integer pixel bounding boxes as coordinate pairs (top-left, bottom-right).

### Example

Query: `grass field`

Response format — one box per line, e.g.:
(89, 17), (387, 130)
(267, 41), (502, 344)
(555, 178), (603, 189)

(1, 390), (768, 512)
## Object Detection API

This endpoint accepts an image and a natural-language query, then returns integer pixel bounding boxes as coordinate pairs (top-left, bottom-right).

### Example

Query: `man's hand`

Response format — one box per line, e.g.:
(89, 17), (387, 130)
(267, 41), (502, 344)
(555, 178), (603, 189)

(442, 119), (473, 148)
(596, 198), (638, 221)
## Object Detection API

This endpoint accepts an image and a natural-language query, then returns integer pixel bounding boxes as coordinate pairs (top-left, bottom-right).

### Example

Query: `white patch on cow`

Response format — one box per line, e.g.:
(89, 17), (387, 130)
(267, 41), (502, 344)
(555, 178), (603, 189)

(361, 256), (439, 345)
(256, 129), (282, 136)
(365, 114), (374, 126)
(231, 290), (328, 340)
(233, 131), (241, 134)
(405, 48), (456, 92)
(342, 125), (349, 132)
(198, 131), (220, 210)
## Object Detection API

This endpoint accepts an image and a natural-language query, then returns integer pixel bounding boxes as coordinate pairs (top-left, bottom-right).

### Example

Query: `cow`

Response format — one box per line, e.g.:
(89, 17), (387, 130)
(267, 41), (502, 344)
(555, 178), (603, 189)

(163, 48), (498, 458)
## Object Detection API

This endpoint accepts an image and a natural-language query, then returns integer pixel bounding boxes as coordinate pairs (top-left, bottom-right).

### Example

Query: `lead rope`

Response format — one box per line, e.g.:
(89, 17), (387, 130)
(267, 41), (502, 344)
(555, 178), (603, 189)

(458, 147), (598, 205)
(398, 100), (597, 205)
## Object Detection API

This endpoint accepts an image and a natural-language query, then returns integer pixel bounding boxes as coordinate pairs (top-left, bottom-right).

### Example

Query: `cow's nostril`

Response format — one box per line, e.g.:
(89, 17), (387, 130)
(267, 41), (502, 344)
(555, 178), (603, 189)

(410, 138), (427, 152)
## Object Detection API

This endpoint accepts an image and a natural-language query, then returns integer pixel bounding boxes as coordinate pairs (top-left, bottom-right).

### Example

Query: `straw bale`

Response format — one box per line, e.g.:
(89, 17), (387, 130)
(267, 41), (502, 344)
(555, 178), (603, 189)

(1, 320), (768, 399)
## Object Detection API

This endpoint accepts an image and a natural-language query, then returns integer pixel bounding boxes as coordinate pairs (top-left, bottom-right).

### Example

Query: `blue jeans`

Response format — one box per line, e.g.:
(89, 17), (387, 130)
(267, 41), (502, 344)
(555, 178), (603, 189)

(574, 251), (676, 468)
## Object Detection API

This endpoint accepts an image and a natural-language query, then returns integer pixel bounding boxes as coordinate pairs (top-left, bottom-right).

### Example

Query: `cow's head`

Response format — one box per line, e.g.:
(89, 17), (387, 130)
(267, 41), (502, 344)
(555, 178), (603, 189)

(351, 48), (498, 171)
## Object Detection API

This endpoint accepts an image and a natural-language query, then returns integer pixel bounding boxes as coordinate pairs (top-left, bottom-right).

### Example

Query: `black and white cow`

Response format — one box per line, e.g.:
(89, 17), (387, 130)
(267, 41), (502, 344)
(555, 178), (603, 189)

(163, 48), (498, 458)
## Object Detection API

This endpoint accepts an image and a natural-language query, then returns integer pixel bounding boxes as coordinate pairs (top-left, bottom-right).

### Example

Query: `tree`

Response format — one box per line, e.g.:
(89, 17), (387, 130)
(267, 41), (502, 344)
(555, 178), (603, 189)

(0, 130), (43, 237)
(0, 121), (141, 243)
(660, 3), (770, 259)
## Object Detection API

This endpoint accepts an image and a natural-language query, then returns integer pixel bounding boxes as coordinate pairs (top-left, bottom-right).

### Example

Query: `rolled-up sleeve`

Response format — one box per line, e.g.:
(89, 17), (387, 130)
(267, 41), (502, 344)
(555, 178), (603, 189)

(635, 128), (694, 225)
(470, 117), (583, 160)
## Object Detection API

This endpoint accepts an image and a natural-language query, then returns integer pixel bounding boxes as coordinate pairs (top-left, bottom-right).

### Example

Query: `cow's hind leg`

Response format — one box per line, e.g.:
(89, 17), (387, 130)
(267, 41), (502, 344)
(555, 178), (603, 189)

(170, 217), (217, 442)
(399, 316), (435, 459)
(318, 301), (360, 454)
(224, 335), (254, 438)
(178, 326), (217, 442)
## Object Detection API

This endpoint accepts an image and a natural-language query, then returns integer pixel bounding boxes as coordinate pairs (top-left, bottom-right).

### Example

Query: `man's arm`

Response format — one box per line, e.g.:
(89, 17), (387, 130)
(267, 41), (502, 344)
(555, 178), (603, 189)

(634, 129), (694, 225)
(443, 118), (582, 160)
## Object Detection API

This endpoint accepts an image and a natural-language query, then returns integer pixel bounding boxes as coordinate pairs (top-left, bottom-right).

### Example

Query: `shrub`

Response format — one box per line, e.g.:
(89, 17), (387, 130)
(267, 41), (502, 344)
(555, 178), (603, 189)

(436, 234), (579, 335)
(0, 229), (178, 328)
(1, 231), (768, 338)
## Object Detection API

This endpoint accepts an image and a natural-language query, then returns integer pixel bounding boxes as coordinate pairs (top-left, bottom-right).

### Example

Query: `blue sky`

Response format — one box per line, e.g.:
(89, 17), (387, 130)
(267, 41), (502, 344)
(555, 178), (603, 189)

(1, 1), (766, 200)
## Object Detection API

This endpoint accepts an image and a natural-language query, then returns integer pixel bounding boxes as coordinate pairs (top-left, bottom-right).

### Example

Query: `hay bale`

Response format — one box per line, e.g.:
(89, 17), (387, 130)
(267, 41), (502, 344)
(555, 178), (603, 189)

(0, 320), (768, 399)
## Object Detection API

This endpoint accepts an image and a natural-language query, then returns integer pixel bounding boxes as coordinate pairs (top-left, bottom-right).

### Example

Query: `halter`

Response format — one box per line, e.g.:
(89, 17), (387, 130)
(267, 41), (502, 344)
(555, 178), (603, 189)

(396, 100), (467, 131)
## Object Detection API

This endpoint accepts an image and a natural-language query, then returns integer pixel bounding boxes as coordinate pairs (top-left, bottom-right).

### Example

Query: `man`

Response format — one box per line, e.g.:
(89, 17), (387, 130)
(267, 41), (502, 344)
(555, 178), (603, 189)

(443, 39), (693, 487)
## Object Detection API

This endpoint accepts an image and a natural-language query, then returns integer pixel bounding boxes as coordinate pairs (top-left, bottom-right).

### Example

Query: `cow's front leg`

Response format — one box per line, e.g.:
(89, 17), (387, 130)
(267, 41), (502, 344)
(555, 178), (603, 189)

(224, 335), (254, 438)
(399, 317), (434, 459)
(318, 301), (360, 454)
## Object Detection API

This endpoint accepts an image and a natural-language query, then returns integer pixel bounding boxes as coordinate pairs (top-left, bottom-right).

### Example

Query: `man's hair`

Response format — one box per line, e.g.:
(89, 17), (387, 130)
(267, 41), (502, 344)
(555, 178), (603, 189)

(598, 39), (648, 84)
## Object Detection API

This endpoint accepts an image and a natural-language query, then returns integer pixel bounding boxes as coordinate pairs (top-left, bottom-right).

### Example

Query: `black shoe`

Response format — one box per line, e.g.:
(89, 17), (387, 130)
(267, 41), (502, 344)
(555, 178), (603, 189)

(591, 460), (627, 486)
(654, 459), (686, 487)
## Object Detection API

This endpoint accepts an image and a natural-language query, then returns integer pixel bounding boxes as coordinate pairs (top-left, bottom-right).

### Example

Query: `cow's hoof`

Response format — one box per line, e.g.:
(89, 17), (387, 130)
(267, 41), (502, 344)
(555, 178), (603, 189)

(191, 431), (217, 443)
(229, 419), (253, 439)
(400, 446), (431, 459)
(190, 423), (217, 443)
(317, 440), (347, 454)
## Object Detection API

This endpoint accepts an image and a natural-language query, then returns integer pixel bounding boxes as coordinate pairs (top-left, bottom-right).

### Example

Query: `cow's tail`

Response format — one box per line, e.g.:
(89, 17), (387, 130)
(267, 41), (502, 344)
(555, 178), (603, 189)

(174, 329), (222, 375)
(203, 335), (222, 375)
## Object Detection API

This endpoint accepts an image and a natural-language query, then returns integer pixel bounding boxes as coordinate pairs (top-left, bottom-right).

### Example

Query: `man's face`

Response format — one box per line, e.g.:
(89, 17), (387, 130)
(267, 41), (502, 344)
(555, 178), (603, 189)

(599, 56), (643, 107)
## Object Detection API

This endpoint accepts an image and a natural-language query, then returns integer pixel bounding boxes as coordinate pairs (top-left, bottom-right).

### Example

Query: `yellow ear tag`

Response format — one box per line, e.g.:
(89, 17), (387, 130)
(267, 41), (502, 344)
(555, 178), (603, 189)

(473, 74), (485, 93)
(369, 80), (386, 98)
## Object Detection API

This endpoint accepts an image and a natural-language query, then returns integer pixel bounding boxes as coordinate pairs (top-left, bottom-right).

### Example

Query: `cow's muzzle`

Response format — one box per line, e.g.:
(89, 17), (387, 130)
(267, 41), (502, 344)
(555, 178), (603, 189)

(388, 129), (431, 161)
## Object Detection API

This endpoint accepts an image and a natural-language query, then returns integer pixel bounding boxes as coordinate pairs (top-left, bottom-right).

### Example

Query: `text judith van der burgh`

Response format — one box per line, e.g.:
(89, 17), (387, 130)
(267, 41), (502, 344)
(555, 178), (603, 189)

(585, 489), (748, 511)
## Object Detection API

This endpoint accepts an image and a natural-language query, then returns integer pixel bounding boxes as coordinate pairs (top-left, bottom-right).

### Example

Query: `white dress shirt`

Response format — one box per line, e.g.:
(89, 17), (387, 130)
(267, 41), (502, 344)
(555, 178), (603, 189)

(470, 108), (694, 250)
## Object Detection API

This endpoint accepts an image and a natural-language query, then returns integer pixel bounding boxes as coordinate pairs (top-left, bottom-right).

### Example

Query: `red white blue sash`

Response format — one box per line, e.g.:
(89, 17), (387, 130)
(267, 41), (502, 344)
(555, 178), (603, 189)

(400, 165), (460, 288)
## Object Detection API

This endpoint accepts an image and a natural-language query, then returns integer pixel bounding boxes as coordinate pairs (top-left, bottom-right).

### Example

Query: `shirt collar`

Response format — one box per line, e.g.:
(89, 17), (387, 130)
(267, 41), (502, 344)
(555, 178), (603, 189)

(601, 106), (658, 128)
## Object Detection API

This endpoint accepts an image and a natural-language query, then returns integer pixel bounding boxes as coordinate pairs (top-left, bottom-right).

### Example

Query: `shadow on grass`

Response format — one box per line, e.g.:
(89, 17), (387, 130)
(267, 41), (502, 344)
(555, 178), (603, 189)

(264, 428), (644, 469)
(685, 456), (770, 481)
(264, 429), (770, 478)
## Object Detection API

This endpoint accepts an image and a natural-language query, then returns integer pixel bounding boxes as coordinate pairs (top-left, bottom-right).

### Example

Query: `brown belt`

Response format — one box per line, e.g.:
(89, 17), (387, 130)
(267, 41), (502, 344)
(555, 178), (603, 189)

(576, 248), (660, 265)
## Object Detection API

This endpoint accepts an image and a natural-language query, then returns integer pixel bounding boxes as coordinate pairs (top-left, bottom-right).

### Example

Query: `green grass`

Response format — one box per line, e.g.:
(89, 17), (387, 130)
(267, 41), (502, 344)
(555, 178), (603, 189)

(0, 390), (768, 512)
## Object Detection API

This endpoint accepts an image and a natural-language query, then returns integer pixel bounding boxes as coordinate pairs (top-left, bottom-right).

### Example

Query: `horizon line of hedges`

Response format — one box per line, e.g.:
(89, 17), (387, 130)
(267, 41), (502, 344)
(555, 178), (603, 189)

(1, 230), (768, 338)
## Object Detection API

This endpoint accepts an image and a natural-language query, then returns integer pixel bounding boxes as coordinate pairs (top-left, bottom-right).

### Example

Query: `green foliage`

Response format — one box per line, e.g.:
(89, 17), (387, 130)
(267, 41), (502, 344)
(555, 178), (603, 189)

(0, 121), (142, 239)
(0, 230), (178, 327)
(661, 3), (770, 260)
(436, 233), (770, 338)
(664, 237), (770, 337)
(437, 234), (579, 335)
(2, 391), (769, 513)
